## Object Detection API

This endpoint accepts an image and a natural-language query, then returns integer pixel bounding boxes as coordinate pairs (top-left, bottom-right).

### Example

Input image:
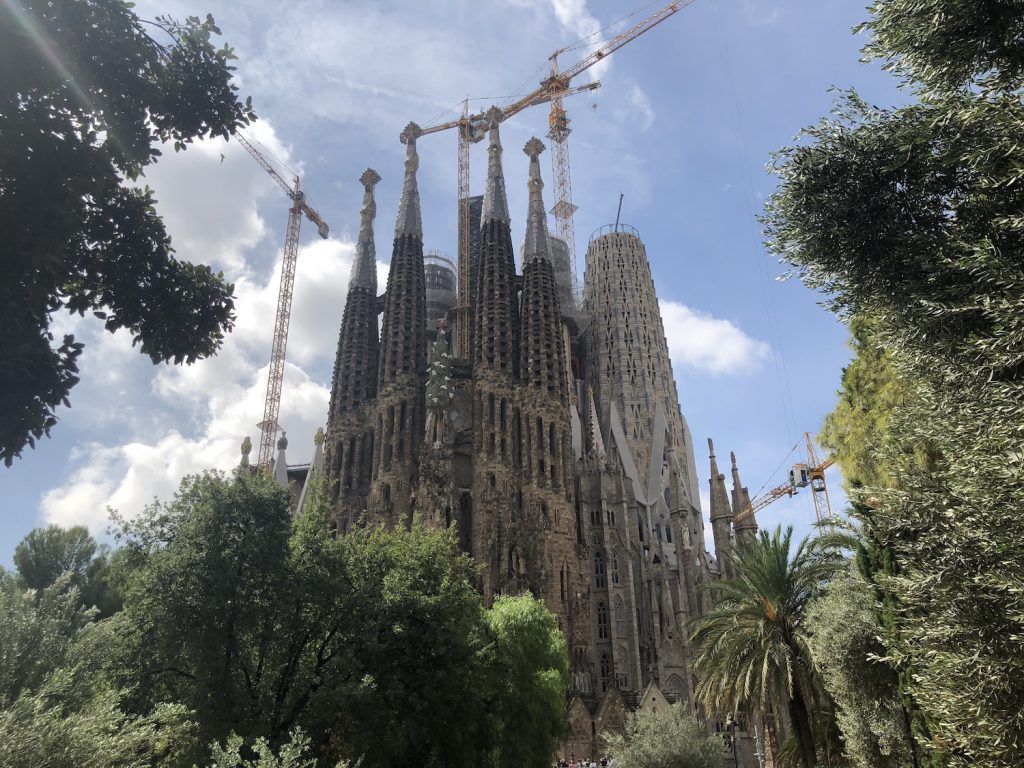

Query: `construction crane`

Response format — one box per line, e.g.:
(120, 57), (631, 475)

(735, 432), (837, 527)
(236, 132), (329, 471)
(421, 0), (693, 358)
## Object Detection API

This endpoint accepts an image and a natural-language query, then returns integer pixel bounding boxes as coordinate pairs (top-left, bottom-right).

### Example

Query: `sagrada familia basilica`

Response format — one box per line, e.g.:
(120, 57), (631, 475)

(275, 108), (763, 760)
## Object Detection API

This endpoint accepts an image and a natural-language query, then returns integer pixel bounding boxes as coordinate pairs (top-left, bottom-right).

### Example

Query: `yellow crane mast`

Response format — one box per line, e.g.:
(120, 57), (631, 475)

(421, 0), (693, 359)
(236, 133), (329, 471)
(734, 432), (837, 527)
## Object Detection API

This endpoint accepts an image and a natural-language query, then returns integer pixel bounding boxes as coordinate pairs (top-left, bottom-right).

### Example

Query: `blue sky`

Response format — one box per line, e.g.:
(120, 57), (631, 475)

(1, 0), (906, 563)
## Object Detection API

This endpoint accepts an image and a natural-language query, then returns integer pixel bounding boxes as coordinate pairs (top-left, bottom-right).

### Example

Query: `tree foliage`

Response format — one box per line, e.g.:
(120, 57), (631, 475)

(691, 527), (831, 768)
(0, 0), (255, 465)
(764, 2), (1024, 764)
(482, 594), (569, 768)
(12, 524), (121, 615)
(603, 703), (726, 768)
(805, 568), (914, 768)
(818, 318), (905, 490)
(859, 0), (1024, 94)
(89, 470), (567, 767)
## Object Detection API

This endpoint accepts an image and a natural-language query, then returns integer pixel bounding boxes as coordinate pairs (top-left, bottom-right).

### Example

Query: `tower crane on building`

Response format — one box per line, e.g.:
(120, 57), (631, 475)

(735, 432), (837, 527)
(420, 0), (693, 359)
(236, 132), (329, 471)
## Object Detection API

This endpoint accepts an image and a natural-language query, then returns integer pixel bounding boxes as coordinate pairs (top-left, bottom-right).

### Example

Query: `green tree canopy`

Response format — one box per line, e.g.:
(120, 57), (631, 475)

(603, 703), (726, 768)
(691, 526), (829, 768)
(482, 593), (569, 768)
(14, 525), (97, 589)
(805, 567), (915, 768)
(0, 0), (254, 465)
(109, 471), (550, 767)
(763, 2), (1024, 763)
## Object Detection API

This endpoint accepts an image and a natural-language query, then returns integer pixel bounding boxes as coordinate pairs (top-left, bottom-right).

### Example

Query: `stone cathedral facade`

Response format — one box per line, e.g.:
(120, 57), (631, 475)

(317, 109), (760, 758)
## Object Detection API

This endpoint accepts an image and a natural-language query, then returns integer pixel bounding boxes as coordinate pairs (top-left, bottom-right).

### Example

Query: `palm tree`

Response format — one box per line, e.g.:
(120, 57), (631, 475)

(691, 525), (829, 768)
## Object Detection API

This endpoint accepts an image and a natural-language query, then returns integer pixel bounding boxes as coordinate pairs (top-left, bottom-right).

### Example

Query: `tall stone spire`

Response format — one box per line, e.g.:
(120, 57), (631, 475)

(481, 106), (510, 225)
(520, 137), (566, 396)
(474, 108), (518, 375)
(372, 121), (427, 526)
(708, 438), (735, 580)
(350, 168), (381, 291)
(379, 122), (427, 389)
(328, 169), (382, 421)
(394, 121), (422, 239)
(522, 137), (552, 264)
(731, 450), (758, 545)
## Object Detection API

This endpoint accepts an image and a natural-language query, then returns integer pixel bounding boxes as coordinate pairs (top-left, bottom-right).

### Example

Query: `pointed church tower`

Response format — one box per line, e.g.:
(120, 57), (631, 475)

(730, 450), (758, 545)
(516, 137), (576, 620)
(474, 107), (518, 377)
(707, 438), (735, 580)
(470, 109), (521, 601)
(326, 169), (381, 521)
(371, 122), (427, 526)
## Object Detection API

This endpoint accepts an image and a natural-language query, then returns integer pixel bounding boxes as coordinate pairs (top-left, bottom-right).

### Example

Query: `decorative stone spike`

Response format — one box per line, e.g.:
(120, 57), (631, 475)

(481, 108), (509, 225)
(708, 437), (735, 580)
(350, 168), (381, 291)
(522, 137), (551, 264)
(395, 122), (423, 239)
(519, 137), (566, 396)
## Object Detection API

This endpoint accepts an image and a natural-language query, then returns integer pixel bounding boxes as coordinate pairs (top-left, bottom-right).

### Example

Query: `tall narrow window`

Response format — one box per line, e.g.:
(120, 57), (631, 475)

(614, 595), (626, 634)
(597, 601), (608, 639)
(595, 551), (606, 588)
(611, 553), (620, 585)
(600, 653), (611, 692)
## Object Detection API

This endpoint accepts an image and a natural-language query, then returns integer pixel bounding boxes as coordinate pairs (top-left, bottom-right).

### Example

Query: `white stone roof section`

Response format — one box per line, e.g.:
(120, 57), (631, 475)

(522, 137), (551, 263)
(481, 107), (510, 225)
(394, 122), (423, 239)
(350, 168), (381, 291)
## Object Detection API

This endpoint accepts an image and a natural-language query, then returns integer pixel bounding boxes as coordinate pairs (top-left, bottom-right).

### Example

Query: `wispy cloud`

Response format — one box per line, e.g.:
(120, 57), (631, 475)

(628, 84), (655, 131)
(740, 1), (781, 27)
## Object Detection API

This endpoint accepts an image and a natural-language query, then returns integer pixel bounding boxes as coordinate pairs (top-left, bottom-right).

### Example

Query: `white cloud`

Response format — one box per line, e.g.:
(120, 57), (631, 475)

(660, 300), (770, 376)
(740, 1), (781, 27)
(507, 0), (609, 78)
(136, 119), (292, 277)
(36, 118), (378, 533)
(627, 84), (655, 131)
(40, 363), (330, 532)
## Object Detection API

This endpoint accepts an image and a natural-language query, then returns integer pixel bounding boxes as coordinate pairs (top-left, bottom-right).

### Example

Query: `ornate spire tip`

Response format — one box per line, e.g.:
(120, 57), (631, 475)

(400, 122), (422, 145)
(360, 168), (381, 189)
(524, 136), (546, 159)
(485, 105), (503, 129)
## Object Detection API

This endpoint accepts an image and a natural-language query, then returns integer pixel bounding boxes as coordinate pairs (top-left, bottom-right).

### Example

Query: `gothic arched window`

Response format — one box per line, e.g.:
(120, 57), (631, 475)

(614, 594), (626, 634)
(597, 601), (608, 639)
(600, 652), (611, 692)
(611, 552), (620, 585)
(595, 551), (606, 588)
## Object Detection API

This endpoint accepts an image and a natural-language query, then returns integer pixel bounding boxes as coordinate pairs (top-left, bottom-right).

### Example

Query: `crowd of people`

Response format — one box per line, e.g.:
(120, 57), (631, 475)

(556, 758), (611, 767)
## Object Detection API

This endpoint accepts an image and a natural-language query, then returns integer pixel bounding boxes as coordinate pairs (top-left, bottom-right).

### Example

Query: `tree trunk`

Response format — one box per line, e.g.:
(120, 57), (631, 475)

(788, 690), (817, 768)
